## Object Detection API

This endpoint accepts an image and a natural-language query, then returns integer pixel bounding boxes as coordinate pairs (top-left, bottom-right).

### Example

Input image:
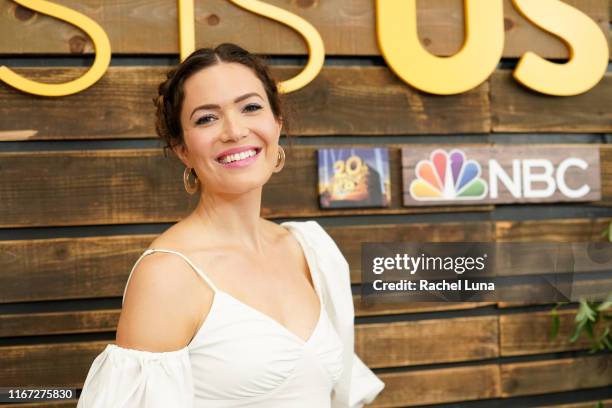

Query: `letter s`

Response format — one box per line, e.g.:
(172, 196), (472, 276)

(512, 0), (608, 96)
(229, 0), (324, 94)
(0, 0), (111, 97)
(179, 0), (324, 93)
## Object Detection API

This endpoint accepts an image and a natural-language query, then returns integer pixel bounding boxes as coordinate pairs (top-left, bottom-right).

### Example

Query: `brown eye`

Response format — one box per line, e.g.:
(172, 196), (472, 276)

(244, 103), (262, 112)
(196, 114), (216, 125)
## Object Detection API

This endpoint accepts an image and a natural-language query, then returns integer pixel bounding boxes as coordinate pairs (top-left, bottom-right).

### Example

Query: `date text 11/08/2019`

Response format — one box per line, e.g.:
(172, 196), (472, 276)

(372, 280), (495, 291)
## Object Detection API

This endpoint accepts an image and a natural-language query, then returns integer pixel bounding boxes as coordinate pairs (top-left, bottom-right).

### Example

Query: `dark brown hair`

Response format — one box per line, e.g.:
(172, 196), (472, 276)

(153, 43), (292, 157)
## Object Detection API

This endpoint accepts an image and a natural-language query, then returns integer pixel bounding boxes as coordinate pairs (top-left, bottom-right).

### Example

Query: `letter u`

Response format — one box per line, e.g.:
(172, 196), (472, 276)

(375, 0), (504, 95)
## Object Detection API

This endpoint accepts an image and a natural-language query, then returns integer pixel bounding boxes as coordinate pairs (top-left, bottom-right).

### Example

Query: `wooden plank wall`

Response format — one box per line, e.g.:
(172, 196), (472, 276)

(1, 1), (611, 407)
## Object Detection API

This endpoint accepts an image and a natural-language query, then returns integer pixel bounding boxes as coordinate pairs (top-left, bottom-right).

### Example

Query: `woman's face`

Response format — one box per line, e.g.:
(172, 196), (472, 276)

(175, 62), (282, 195)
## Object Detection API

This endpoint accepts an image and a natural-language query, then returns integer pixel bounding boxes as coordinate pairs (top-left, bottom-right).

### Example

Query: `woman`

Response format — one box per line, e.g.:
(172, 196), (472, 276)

(77, 43), (384, 407)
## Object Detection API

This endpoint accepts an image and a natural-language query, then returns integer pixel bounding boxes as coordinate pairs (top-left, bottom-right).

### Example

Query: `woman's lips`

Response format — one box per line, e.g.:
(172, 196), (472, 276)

(216, 147), (262, 168)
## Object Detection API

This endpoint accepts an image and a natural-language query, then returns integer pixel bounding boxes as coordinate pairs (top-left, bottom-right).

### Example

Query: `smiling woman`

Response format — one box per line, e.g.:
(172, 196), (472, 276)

(76, 43), (385, 408)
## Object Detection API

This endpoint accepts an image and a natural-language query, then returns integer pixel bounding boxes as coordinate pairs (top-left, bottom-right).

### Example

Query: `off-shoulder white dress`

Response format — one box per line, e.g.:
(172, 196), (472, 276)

(77, 221), (384, 407)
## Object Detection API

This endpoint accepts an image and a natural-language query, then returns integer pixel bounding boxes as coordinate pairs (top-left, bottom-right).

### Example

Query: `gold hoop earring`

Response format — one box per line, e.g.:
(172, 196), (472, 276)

(183, 167), (199, 194)
(273, 146), (285, 173)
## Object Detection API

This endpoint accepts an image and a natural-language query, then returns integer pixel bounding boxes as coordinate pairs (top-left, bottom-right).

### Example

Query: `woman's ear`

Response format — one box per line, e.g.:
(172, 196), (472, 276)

(172, 142), (191, 168)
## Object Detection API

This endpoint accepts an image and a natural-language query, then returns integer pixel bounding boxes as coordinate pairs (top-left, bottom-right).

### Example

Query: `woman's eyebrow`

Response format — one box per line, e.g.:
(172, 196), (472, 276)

(190, 92), (263, 119)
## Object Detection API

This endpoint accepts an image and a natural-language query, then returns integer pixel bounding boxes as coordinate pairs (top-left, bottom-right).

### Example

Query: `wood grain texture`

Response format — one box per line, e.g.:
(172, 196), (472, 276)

(500, 308), (612, 356)
(500, 355), (612, 397)
(0, 303), (496, 338)
(0, 401), (77, 408)
(0, 147), (494, 229)
(2, 218), (609, 303)
(491, 71), (612, 133)
(1, 144), (607, 229)
(325, 221), (494, 283)
(0, 221), (492, 303)
(0, 66), (490, 140)
(0, 0), (607, 57)
(539, 399), (612, 408)
(496, 218), (612, 242)
(600, 145), (612, 205)
(0, 310), (119, 337)
(355, 316), (499, 368)
(0, 341), (106, 388)
(5, 68), (610, 140)
(355, 296), (494, 316)
(371, 365), (500, 407)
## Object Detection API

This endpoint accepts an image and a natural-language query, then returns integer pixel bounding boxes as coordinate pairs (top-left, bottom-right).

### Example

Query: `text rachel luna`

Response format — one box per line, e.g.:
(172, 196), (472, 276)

(372, 279), (495, 291)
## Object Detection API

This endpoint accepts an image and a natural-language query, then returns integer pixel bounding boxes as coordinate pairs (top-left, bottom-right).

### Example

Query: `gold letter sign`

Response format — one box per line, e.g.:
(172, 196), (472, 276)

(512, 0), (609, 96)
(0, 0), (111, 97)
(376, 0), (505, 95)
(178, 0), (324, 94)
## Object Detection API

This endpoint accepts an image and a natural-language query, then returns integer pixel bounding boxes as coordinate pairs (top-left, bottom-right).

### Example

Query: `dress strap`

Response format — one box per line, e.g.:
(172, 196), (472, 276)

(122, 248), (219, 305)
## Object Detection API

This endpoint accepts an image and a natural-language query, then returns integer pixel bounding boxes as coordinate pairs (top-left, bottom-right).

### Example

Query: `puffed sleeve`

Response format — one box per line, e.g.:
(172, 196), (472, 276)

(77, 344), (194, 408)
(349, 353), (385, 408)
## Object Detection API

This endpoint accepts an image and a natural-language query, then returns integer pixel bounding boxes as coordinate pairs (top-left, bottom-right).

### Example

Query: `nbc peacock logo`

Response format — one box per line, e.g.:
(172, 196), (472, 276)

(409, 149), (488, 201)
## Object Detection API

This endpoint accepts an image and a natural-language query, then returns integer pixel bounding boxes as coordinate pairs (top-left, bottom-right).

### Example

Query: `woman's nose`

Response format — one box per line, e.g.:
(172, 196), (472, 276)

(221, 112), (248, 141)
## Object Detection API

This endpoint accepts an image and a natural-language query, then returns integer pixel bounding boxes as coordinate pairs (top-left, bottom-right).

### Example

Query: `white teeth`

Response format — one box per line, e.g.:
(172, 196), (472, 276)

(219, 149), (257, 164)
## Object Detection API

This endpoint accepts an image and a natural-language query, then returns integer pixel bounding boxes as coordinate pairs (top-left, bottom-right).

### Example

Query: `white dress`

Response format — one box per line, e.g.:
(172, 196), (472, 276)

(77, 221), (384, 407)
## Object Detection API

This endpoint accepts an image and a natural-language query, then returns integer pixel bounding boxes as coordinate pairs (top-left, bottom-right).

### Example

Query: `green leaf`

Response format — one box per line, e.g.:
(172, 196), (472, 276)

(576, 300), (597, 323)
(550, 314), (560, 340)
(596, 293), (612, 312)
(570, 319), (586, 343)
(585, 322), (595, 340)
(602, 333), (612, 350)
(602, 221), (612, 242)
(550, 307), (561, 340)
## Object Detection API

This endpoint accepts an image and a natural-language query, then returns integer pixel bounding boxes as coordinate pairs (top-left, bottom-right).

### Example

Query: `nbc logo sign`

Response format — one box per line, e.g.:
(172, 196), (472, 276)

(410, 149), (487, 201)
(403, 146), (600, 206)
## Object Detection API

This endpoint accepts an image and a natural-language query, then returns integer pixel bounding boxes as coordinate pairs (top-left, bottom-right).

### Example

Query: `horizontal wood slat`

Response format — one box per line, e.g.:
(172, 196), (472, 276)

(601, 145), (612, 205)
(0, 310), (119, 338)
(0, 0), (607, 58)
(2, 218), (609, 303)
(0, 401), (77, 408)
(1, 337), (609, 404)
(540, 400), (612, 408)
(354, 297), (494, 316)
(10, 306), (607, 365)
(0, 317), (497, 370)
(0, 341), (105, 388)
(0, 302), (497, 338)
(491, 71), (612, 133)
(500, 355), (612, 397)
(356, 316), (498, 368)
(1, 145), (609, 229)
(0, 146), (496, 229)
(326, 221), (494, 283)
(495, 218), (612, 242)
(372, 364), (500, 407)
(0, 340), (502, 405)
(500, 308), (612, 356)
(0, 66), (490, 140)
(3, 69), (610, 139)
(496, 217), (612, 307)
(4, 68), (612, 139)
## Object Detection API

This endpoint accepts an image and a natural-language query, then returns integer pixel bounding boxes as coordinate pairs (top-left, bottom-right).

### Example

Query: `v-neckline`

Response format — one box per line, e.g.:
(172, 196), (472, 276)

(193, 223), (324, 346)
(218, 289), (323, 345)
(181, 223), (323, 348)
(222, 224), (323, 345)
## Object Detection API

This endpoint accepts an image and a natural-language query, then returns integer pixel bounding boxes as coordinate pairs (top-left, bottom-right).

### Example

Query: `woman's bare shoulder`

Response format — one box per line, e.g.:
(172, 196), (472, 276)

(116, 221), (213, 352)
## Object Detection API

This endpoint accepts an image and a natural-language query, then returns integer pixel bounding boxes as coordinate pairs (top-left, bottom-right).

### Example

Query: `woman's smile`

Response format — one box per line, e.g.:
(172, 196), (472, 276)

(215, 147), (263, 168)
